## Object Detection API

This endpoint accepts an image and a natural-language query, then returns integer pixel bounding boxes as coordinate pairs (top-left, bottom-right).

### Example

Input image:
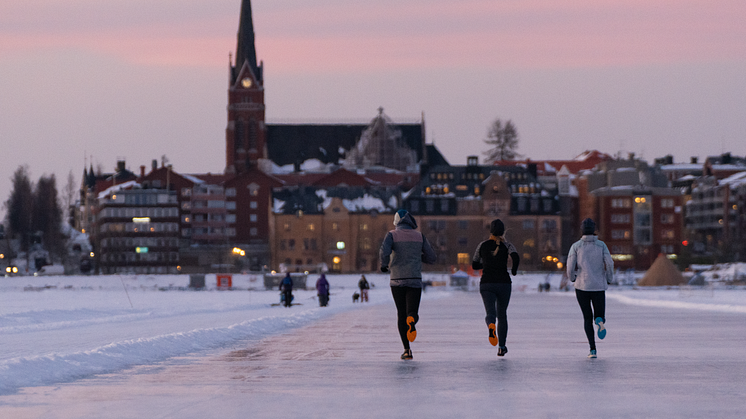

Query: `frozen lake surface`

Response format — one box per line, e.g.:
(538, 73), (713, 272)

(1, 273), (745, 418)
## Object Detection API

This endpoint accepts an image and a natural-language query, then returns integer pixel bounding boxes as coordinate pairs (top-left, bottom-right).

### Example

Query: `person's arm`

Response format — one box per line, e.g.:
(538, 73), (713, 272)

(421, 234), (437, 264)
(566, 243), (578, 282)
(471, 241), (484, 270)
(602, 242), (614, 284)
(379, 232), (393, 272)
(507, 243), (520, 275)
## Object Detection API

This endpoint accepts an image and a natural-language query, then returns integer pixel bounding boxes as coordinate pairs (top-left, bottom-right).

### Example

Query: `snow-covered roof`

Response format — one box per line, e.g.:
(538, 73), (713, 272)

(719, 171), (746, 189)
(182, 174), (205, 184)
(97, 180), (139, 199)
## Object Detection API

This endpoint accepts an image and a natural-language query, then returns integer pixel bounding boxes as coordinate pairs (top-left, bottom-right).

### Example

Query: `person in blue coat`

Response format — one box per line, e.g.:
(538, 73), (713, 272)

(380, 209), (437, 360)
(279, 273), (294, 307)
(566, 218), (614, 358)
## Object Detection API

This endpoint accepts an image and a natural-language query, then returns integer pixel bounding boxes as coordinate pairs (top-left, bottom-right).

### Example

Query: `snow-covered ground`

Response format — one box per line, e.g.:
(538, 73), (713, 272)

(1, 271), (745, 417)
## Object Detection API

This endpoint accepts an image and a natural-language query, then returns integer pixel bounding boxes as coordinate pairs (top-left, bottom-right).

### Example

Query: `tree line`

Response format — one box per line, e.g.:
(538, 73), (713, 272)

(3, 166), (68, 266)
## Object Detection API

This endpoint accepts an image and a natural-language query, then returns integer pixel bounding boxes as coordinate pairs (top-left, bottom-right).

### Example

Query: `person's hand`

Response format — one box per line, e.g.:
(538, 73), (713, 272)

(380, 266), (389, 273)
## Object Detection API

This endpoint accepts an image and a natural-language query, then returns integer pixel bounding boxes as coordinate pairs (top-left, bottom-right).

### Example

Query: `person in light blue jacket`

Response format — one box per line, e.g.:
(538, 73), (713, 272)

(566, 218), (614, 358)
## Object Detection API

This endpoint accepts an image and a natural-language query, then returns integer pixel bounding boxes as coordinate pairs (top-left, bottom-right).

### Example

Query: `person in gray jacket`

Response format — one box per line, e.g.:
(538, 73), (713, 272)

(380, 209), (437, 360)
(566, 218), (614, 358)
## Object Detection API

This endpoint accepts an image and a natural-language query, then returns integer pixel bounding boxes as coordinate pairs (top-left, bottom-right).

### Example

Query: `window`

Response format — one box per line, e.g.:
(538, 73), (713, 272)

(611, 214), (631, 224)
(458, 220), (468, 230)
(207, 200), (225, 208)
(359, 223), (368, 231)
(661, 244), (674, 254)
(280, 240), (286, 250)
(226, 214), (236, 223)
(226, 201), (236, 210)
(612, 230), (631, 239)
(441, 200), (449, 212)
(250, 214), (258, 222)
(661, 214), (674, 224)
(284, 223), (291, 231)
(303, 238), (310, 250)
(426, 200), (434, 213)
(661, 198), (675, 208)
(542, 219), (557, 231)
(523, 220), (535, 230)
(225, 188), (237, 197)
(457, 253), (470, 264)
(181, 188), (192, 197)
(543, 199), (553, 212)
(332, 222), (339, 231)
(307, 223), (315, 231)
(661, 229), (675, 239)
(612, 198), (632, 208)
(410, 200), (420, 212)
(288, 239), (295, 250)
(250, 227), (258, 236)
(458, 237), (468, 247)
(250, 201), (258, 209)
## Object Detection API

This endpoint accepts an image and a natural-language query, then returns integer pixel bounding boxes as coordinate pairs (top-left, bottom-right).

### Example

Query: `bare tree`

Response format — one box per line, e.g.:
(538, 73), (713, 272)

(483, 118), (521, 162)
(62, 170), (77, 227)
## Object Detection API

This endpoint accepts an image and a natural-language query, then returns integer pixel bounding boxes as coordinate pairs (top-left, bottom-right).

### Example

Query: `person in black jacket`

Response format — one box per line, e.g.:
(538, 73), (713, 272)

(472, 219), (520, 357)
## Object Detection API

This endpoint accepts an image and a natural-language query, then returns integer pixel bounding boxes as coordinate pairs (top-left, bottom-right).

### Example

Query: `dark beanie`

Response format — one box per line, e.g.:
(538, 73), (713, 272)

(490, 219), (505, 236)
(581, 218), (596, 235)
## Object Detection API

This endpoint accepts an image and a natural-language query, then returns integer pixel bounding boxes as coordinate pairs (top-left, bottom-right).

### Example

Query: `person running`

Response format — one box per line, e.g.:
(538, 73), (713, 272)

(472, 219), (519, 357)
(566, 218), (614, 358)
(279, 273), (294, 308)
(380, 209), (437, 360)
(316, 273), (330, 307)
(358, 275), (370, 302)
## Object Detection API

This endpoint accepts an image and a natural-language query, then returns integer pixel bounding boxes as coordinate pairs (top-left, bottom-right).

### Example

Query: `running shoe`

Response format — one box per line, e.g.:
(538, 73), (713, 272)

(588, 349), (597, 358)
(406, 316), (417, 342)
(595, 317), (606, 340)
(488, 323), (498, 346)
(497, 346), (508, 357)
(401, 349), (413, 360)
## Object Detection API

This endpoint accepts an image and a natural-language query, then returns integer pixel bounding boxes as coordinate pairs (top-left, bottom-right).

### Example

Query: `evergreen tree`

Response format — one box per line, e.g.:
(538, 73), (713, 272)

(4, 166), (34, 252)
(32, 175), (64, 262)
(483, 118), (521, 162)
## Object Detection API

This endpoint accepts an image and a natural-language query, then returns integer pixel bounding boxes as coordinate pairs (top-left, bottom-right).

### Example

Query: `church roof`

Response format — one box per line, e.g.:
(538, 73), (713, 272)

(232, 0), (261, 85)
(266, 122), (425, 167)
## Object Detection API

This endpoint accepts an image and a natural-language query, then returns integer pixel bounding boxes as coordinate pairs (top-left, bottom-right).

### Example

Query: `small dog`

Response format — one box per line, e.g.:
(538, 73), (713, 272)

(352, 292), (360, 303)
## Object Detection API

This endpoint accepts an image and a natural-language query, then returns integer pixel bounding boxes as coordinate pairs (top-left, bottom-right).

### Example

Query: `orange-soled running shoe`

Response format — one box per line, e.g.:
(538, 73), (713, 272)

(406, 316), (417, 342)
(488, 323), (498, 346)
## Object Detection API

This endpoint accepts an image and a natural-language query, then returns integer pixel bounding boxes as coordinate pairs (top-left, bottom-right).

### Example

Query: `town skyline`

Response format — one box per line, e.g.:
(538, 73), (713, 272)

(2, 0), (746, 218)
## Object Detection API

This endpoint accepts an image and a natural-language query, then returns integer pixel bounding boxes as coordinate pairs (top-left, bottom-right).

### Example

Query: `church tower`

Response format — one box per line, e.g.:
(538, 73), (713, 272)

(226, 0), (266, 174)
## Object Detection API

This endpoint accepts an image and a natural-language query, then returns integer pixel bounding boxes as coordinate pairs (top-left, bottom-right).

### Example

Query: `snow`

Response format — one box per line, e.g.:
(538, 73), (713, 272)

(1, 272), (745, 417)
(96, 180), (139, 199)
(180, 174), (205, 184)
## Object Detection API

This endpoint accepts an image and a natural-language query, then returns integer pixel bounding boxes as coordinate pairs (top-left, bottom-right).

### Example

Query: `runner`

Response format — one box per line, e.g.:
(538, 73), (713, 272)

(566, 218), (614, 358)
(380, 209), (437, 360)
(472, 219), (519, 357)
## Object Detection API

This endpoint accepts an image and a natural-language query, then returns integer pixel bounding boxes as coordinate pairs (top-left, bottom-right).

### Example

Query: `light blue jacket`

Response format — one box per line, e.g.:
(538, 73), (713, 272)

(566, 235), (614, 291)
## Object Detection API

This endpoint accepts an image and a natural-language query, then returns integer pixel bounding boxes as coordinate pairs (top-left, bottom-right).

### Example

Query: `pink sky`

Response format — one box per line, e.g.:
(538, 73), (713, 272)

(1, 0), (746, 216)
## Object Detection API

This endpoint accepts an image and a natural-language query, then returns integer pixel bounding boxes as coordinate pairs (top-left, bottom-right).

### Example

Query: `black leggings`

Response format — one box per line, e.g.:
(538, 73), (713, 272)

(575, 289), (605, 350)
(480, 283), (511, 347)
(391, 286), (422, 350)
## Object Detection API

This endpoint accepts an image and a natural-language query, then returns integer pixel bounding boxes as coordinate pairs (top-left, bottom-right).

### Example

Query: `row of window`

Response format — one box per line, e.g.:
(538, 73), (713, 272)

(108, 193), (176, 205)
(101, 252), (179, 263)
(611, 198), (675, 208)
(610, 229), (675, 240)
(100, 222), (180, 233)
(610, 213), (675, 224)
(515, 198), (555, 213)
(99, 207), (179, 219)
(610, 244), (676, 256)
(101, 237), (179, 248)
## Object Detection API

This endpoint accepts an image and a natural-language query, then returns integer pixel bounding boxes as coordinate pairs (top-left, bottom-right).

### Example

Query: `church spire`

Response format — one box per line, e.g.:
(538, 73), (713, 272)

(233, 0), (261, 85)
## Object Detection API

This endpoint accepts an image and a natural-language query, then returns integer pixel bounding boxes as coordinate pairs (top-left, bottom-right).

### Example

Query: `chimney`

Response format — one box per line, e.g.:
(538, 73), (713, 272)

(152, 159), (158, 170)
(140, 165), (146, 178)
(116, 160), (126, 172)
(691, 157), (698, 164)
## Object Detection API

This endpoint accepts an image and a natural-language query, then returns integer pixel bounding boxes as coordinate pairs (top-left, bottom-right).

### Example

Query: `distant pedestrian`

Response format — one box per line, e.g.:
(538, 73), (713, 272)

(567, 218), (614, 358)
(472, 219), (519, 357)
(316, 274), (330, 307)
(358, 275), (370, 302)
(279, 273), (294, 308)
(380, 209), (437, 360)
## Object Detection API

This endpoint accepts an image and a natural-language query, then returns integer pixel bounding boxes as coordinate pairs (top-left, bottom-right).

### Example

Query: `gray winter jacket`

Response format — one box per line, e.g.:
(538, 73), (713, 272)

(379, 213), (437, 288)
(566, 235), (614, 291)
